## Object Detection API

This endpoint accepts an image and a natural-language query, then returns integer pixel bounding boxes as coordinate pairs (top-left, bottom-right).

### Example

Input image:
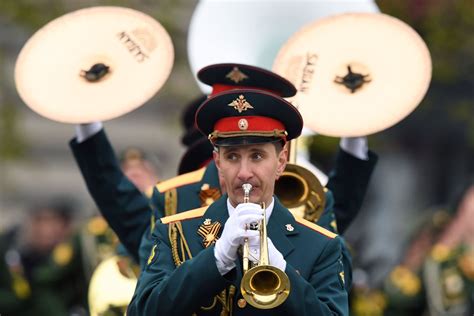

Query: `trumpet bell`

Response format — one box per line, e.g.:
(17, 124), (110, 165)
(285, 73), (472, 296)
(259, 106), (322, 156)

(241, 265), (291, 309)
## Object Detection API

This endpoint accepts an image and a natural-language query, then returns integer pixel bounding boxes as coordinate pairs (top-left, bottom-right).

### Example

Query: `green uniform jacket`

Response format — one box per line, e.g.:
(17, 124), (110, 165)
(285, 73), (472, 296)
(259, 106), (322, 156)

(128, 196), (348, 316)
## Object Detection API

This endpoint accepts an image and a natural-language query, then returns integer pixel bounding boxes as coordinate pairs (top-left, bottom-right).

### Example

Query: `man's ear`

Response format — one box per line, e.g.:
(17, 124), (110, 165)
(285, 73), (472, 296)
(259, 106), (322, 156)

(276, 145), (288, 178)
(213, 150), (220, 170)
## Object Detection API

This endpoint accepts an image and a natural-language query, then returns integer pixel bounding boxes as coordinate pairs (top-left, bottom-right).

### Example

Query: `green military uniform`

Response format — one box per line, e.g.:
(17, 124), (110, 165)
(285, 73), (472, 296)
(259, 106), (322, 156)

(128, 195), (348, 315)
(70, 129), (377, 286)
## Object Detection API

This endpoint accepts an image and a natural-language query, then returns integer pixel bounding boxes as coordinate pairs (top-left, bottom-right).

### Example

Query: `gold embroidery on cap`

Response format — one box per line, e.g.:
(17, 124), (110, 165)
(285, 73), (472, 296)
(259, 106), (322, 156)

(238, 119), (248, 130)
(228, 95), (253, 113)
(225, 67), (248, 83)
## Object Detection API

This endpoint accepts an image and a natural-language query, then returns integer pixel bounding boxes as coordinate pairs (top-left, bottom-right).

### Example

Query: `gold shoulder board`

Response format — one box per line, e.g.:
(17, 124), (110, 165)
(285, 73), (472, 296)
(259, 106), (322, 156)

(155, 167), (206, 193)
(294, 217), (337, 239)
(161, 206), (208, 224)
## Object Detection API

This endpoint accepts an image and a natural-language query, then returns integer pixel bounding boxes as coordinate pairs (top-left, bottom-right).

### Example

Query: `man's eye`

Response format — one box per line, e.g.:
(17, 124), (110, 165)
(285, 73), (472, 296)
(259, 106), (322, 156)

(225, 153), (238, 161)
(252, 153), (263, 160)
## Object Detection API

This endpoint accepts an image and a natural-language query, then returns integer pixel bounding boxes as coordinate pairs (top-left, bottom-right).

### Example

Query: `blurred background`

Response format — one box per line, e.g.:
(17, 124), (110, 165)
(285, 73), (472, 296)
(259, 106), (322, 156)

(0, 0), (473, 315)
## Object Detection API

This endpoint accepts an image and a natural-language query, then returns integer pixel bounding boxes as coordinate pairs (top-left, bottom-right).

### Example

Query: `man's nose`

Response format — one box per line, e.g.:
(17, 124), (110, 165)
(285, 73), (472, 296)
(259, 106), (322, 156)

(237, 161), (253, 181)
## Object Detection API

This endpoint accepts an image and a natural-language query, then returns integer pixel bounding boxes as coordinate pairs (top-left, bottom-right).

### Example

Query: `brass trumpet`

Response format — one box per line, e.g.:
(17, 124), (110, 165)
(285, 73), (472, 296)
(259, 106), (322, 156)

(240, 183), (291, 309)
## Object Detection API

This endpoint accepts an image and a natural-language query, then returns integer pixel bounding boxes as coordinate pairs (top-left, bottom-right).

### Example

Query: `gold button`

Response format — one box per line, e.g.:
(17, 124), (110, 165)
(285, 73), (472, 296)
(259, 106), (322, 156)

(237, 298), (247, 308)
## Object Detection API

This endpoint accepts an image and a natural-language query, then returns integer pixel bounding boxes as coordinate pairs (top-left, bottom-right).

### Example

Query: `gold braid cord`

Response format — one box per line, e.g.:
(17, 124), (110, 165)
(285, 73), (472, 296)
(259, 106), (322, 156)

(168, 221), (235, 315)
(169, 222), (192, 267)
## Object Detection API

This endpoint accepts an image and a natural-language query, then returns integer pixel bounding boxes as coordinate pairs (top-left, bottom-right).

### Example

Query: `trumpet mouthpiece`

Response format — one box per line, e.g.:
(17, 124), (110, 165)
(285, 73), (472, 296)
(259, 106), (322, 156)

(242, 183), (253, 194)
(242, 183), (252, 203)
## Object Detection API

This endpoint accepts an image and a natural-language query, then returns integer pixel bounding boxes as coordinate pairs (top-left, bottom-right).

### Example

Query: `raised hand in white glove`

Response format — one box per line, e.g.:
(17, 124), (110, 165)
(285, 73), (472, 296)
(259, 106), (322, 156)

(246, 237), (286, 272)
(75, 121), (103, 143)
(214, 203), (263, 275)
(340, 136), (368, 160)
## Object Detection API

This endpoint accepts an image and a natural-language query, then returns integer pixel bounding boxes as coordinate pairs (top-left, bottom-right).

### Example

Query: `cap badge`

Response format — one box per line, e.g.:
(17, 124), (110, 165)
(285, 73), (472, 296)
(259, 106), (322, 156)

(225, 66), (248, 83)
(228, 95), (254, 113)
(238, 118), (249, 130)
(285, 224), (294, 232)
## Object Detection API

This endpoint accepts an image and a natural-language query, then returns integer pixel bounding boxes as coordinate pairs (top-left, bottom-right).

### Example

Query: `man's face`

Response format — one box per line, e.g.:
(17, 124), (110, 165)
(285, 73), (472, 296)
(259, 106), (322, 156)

(122, 160), (159, 192)
(28, 209), (71, 254)
(214, 142), (287, 207)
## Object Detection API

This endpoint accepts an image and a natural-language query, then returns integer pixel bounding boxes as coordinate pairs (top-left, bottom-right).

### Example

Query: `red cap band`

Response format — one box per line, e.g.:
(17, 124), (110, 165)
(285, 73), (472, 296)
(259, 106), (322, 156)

(211, 84), (280, 96)
(214, 116), (285, 134)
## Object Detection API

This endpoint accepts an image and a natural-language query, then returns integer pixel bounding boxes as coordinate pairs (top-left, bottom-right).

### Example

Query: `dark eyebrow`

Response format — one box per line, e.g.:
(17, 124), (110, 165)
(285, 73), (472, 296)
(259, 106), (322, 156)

(248, 147), (264, 153)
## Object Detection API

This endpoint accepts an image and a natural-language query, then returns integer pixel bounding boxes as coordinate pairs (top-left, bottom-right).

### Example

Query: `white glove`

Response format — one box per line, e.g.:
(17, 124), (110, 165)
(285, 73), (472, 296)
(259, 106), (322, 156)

(340, 136), (368, 160)
(214, 203), (263, 275)
(75, 121), (103, 143)
(246, 237), (286, 272)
